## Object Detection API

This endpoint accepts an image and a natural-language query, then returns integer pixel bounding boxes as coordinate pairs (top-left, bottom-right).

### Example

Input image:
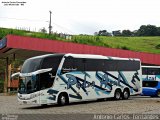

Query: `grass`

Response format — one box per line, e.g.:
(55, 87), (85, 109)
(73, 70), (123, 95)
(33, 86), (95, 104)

(71, 35), (160, 54)
(0, 27), (160, 54)
(0, 27), (64, 41)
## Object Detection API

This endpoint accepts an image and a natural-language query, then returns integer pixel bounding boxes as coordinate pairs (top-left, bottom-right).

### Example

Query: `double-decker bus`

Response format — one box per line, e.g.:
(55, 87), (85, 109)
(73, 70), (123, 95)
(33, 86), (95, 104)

(142, 66), (160, 97)
(12, 54), (142, 105)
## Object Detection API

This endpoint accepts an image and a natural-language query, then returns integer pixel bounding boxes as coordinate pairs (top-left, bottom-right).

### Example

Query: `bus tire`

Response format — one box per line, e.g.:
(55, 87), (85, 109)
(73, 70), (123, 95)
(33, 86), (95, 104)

(122, 89), (130, 100)
(58, 93), (69, 106)
(114, 89), (121, 100)
(41, 104), (48, 107)
(157, 90), (160, 97)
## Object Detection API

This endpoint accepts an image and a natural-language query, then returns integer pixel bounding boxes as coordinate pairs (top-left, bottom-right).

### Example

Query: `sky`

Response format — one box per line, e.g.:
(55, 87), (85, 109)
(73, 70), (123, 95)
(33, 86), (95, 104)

(0, 0), (160, 35)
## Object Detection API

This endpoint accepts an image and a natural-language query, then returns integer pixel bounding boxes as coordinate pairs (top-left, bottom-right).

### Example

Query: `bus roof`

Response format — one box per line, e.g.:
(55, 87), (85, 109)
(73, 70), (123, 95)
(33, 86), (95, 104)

(64, 53), (140, 61)
(26, 54), (65, 60)
(25, 53), (141, 61)
(142, 66), (160, 68)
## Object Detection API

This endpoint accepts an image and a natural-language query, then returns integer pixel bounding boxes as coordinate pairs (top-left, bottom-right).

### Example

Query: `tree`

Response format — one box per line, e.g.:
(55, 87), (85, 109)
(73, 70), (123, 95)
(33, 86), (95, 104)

(94, 32), (98, 36)
(122, 30), (132, 36)
(132, 30), (138, 36)
(98, 30), (111, 36)
(39, 27), (47, 33)
(157, 27), (160, 36)
(137, 25), (158, 36)
(112, 30), (121, 36)
(98, 30), (107, 36)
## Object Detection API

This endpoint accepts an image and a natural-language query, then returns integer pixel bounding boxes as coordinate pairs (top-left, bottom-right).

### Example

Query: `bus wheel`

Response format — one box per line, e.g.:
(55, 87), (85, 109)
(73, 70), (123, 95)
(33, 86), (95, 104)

(114, 89), (121, 100)
(122, 89), (130, 100)
(157, 90), (160, 97)
(41, 104), (48, 107)
(58, 93), (69, 106)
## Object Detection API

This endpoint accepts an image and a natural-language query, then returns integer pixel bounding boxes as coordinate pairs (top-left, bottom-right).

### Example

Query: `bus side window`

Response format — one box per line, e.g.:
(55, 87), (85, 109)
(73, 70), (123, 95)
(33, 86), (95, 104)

(73, 58), (85, 71)
(148, 68), (159, 75)
(142, 68), (148, 75)
(84, 59), (105, 71)
(62, 57), (74, 73)
(104, 60), (140, 71)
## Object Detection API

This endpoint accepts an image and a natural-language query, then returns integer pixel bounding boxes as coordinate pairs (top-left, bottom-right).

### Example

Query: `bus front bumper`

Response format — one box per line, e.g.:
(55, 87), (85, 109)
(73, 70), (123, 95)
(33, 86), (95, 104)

(17, 93), (40, 105)
(142, 87), (157, 96)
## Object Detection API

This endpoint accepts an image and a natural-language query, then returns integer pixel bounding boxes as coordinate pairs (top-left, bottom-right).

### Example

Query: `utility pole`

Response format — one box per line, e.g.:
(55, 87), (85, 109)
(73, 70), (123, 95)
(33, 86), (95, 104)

(49, 11), (52, 35)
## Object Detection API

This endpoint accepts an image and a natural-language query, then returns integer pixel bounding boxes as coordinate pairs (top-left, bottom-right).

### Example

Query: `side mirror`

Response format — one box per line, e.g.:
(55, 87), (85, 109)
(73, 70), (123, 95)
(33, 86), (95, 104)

(33, 68), (52, 74)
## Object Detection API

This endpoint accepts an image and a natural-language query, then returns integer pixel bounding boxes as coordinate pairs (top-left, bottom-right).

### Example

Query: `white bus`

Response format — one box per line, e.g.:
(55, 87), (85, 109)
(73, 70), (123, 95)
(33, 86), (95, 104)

(142, 66), (160, 97)
(13, 54), (142, 105)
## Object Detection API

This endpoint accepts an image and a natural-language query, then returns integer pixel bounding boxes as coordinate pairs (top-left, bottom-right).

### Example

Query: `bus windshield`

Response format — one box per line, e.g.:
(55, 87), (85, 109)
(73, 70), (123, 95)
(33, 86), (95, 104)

(143, 81), (158, 87)
(18, 75), (38, 94)
(18, 54), (64, 94)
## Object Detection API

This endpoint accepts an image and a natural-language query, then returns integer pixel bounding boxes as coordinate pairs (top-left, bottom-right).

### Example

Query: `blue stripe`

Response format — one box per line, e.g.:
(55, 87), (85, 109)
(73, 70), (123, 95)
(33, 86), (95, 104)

(69, 94), (82, 99)
(95, 87), (110, 95)
(118, 71), (129, 85)
(103, 71), (139, 92)
(47, 89), (59, 94)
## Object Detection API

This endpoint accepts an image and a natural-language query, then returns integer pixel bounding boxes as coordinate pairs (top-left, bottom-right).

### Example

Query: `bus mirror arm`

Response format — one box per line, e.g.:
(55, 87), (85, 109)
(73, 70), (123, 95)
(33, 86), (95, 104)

(50, 68), (57, 77)
(49, 73), (55, 78)
(34, 68), (52, 75)
(51, 68), (57, 74)
(11, 72), (20, 78)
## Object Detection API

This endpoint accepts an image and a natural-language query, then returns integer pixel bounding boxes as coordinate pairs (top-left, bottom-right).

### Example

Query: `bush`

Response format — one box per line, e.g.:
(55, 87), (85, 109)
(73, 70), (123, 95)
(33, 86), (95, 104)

(155, 44), (160, 49)
(121, 46), (130, 50)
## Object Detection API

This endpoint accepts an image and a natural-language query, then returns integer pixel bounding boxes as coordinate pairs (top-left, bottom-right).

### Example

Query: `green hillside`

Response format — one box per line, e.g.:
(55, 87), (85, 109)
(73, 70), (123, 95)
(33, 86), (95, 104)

(72, 35), (160, 54)
(0, 27), (63, 40)
(0, 27), (160, 54)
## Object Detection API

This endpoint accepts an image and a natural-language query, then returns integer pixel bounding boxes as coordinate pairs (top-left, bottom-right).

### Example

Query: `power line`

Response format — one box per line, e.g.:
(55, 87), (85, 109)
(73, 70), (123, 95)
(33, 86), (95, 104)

(0, 16), (75, 34)
(52, 22), (75, 34)
(0, 17), (46, 22)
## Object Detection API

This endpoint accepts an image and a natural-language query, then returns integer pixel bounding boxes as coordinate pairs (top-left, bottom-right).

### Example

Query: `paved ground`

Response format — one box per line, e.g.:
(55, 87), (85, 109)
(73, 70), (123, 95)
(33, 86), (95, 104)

(0, 95), (160, 114)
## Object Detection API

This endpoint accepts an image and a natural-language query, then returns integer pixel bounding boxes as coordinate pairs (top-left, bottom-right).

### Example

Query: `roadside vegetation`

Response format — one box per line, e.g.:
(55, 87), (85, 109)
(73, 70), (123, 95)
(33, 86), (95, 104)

(71, 35), (160, 54)
(0, 27), (64, 41)
(0, 27), (160, 54)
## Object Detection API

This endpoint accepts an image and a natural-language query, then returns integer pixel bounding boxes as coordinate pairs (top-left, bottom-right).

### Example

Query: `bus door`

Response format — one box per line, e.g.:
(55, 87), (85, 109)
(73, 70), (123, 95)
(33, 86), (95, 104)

(39, 70), (56, 104)
(39, 56), (64, 104)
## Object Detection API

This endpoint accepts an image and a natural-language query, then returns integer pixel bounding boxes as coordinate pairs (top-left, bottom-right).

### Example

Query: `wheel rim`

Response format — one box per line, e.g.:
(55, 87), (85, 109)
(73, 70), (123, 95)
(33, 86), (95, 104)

(61, 96), (66, 105)
(116, 91), (121, 99)
(124, 91), (129, 99)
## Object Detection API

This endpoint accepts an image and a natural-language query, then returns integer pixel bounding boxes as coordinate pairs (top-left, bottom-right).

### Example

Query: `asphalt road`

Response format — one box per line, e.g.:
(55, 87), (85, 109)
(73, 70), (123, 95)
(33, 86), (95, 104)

(0, 95), (160, 114)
